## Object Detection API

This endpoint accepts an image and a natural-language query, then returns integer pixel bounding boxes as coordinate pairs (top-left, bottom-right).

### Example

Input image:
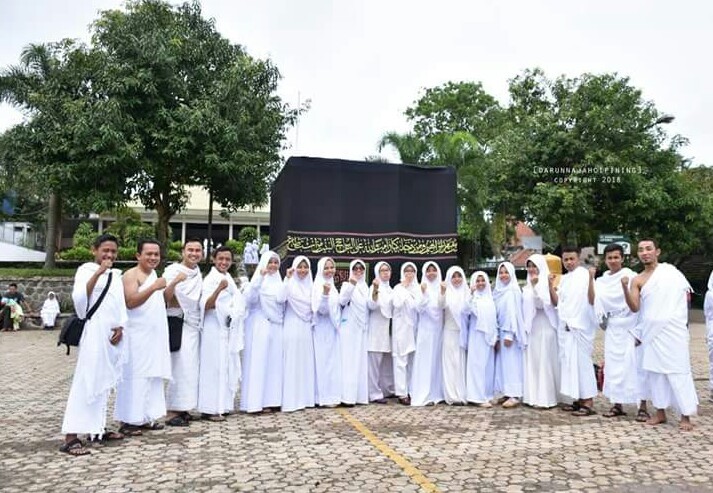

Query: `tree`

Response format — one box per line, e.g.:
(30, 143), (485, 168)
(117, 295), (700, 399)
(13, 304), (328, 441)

(89, 0), (298, 246)
(0, 41), (133, 267)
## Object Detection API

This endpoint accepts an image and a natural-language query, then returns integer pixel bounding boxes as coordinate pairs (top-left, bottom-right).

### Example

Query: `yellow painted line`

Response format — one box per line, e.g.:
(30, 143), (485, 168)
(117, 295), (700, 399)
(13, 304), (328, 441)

(337, 408), (441, 493)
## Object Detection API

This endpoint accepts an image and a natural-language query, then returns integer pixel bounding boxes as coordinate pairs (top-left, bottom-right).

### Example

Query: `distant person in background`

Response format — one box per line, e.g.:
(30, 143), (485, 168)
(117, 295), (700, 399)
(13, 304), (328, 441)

(1, 283), (32, 331)
(41, 291), (61, 330)
(705, 270), (713, 403)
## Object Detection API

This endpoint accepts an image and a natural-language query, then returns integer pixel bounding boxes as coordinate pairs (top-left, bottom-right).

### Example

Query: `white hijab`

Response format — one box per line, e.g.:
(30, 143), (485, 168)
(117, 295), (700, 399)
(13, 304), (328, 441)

(346, 259), (369, 327)
(286, 255), (313, 322)
(469, 271), (498, 342)
(252, 250), (285, 319)
(522, 253), (559, 336)
(372, 261), (393, 319)
(42, 291), (60, 313)
(445, 266), (468, 319)
(311, 256), (341, 328)
(492, 261), (525, 344)
(421, 261), (443, 318)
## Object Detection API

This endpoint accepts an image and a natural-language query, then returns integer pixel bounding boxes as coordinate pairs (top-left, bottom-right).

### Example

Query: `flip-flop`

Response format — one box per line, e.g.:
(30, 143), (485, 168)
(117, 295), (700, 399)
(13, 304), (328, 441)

(59, 438), (90, 456)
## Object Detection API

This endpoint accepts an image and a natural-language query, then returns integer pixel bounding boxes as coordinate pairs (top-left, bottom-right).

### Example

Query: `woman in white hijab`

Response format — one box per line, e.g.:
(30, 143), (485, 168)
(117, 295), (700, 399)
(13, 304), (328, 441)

(521, 254), (561, 408)
(704, 270), (713, 402)
(41, 291), (61, 329)
(465, 271), (498, 407)
(339, 259), (370, 405)
(492, 262), (525, 408)
(441, 266), (469, 405)
(312, 257), (342, 407)
(392, 262), (422, 405)
(282, 256), (316, 412)
(367, 261), (395, 403)
(410, 261), (445, 407)
(240, 251), (286, 413)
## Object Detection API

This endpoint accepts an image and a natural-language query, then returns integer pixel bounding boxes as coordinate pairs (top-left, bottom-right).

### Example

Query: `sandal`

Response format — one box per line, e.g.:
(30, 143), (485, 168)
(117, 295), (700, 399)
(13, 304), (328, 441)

(166, 415), (189, 427)
(561, 402), (581, 412)
(181, 412), (195, 421)
(118, 425), (143, 437)
(398, 396), (411, 406)
(139, 422), (165, 431)
(635, 409), (651, 423)
(603, 406), (627, 418)
(571, 405), (596, 417)
(201, 413), (226, 422)
(59, 438), (90, 456)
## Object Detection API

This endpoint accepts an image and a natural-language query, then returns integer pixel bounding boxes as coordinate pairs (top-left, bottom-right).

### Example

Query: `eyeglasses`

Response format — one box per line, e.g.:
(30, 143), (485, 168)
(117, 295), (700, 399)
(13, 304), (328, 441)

(352, 265), (365, 271)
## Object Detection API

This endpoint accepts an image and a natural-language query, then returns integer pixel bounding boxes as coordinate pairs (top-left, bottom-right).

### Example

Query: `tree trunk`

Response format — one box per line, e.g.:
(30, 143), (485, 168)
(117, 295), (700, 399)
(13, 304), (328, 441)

(43, 192), (61, 269)
(206, 189), (213, 264)
(155, 202), (170, 252)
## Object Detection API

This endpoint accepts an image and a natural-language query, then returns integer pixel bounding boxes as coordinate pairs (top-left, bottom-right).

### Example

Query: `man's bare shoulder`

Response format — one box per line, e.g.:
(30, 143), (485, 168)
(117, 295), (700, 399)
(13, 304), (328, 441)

(122, 266), (141, 282)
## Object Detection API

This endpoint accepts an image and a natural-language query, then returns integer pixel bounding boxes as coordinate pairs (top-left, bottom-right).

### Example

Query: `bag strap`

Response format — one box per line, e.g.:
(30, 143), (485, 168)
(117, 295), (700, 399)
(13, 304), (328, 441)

(86, 271), (113, 320)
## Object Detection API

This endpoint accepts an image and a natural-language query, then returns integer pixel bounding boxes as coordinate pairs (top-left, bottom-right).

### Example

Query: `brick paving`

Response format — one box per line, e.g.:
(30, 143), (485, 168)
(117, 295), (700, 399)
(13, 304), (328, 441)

(1, 323), (712, 492)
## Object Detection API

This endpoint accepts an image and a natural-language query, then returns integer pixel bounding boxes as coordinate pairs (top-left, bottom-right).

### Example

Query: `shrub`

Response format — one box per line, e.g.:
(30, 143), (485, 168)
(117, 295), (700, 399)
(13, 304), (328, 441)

(261, 235), (270, 247)
(72, 222), (96, 249)
(238, 227), (258, 243)
(59, 247), (93, 261)
(169, 240), (183, 251)
(117, 246), (137, 261)
(166, 249), (181, 262)
(224, 239), (245, 256)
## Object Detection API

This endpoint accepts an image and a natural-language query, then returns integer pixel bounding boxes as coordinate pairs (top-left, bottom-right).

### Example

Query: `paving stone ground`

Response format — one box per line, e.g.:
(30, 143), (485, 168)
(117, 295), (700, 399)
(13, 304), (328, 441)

(1, 322), (712, 492)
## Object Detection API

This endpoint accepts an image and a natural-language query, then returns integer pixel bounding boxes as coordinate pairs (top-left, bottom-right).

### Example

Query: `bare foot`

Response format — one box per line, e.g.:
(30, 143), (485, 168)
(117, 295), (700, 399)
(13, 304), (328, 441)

(679, 416), (694, 431)
(646, 410), (667, 426)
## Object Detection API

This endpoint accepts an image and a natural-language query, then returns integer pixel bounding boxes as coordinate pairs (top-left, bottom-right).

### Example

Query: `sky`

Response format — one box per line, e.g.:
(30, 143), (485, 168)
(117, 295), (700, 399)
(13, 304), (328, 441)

(1, 0), (712, 166)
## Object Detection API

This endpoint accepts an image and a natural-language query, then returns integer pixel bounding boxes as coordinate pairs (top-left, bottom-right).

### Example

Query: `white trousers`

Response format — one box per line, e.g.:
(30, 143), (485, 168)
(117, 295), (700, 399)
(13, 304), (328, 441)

(392, 352), (414, 398)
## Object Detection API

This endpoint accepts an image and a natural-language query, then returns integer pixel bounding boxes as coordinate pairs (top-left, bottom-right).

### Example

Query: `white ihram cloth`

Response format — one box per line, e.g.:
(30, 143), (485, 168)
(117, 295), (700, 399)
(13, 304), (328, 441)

(492, 262), (525, 399)
(163, 262), (203, 411)
(367, 261), (394, 401)
(311, 257), (342, 406)
(240, 251), (285, 412)
(637, 263), (698, 415)
(282, 256), (316, 412)
(339, 259), (370, 405)
(198, 267), (246, 415)
(705, 271), (713, 392)
(62, 264), (128, 436)
(557, 265), (598, 401)
(115, 270), (172, 425)
(465, 272), (498, 404)
(521, 254), (561, 408)
(41, 292), (61, 327)
(441, 266), (468, 405)
(391, 262), (421, 398)
(410, 262), (445, 406)
(594, 267), (642, 405)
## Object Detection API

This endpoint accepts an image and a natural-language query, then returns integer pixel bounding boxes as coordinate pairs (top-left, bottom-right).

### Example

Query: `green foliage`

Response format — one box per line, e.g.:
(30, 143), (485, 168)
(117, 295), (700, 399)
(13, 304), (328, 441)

(105, 206), (156, 248)
(224, 239), (245, 256)
(166, 249), (181, 262)
(59, 247), (94, 261)
(0, 268), (75, 277)
(261, 235), (269, 247)
(72, 222), (96, 249)
(169, 240), (183, 251)
(117, 246), (137, 261)
(238, 227), (258, 243)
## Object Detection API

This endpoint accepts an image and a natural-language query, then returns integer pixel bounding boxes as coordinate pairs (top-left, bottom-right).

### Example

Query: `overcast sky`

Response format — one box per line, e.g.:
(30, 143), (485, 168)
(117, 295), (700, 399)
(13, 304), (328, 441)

(2, 0), (712, 165)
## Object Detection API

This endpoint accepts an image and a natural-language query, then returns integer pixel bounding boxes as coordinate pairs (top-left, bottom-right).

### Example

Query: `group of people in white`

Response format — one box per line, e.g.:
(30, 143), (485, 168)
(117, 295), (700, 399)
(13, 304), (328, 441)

(58, 234), (702, 456)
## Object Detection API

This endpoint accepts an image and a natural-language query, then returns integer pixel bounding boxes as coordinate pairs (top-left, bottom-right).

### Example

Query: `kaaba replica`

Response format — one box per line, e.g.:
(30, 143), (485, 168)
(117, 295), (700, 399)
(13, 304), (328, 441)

(270, 156), (457, 284)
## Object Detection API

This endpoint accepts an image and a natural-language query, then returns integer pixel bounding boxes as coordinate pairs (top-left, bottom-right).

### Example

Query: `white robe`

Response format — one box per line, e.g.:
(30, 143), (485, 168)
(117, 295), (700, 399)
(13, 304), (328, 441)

(367, 280), (394, 401)
(637, 263), (698, 415)
(198, 267), (246, 415)
(410, 286), (444, 406)
(312, 291), (342, 406)
(465, 291), (498, 404)
(163, 263), (203, 412)
(62, 264), (128, 436)
(595, 268), (642, 405)
(557, 266), (597, 401)
(115, 270), (172, 425)
(339, 280), (370, 405)
(391, 283), (420, 398)
(240, 265), (285, 412)
(41, 295), (60, 327)
(704, 272), (713, 392)
(493, 269), (525, 399)
(522, 287), (560, 408)
(282, 265), (316, 412)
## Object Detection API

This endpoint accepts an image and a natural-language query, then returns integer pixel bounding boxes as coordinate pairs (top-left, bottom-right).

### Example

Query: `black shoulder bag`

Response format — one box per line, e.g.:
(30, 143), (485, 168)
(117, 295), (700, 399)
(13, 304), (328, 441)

(58, 272), (113, 355)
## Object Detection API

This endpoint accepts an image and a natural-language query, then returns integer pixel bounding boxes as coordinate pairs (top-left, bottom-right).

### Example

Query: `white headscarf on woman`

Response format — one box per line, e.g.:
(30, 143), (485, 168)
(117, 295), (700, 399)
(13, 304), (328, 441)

(346, 259), (370, 328)
(469, 271), (498, 346)
(311, 257), (341, 328)
(372, 261), (393, 319)
(421, 261), (443, 318)
(445, 266), (469, 323)
(286, 255), (313, 323)
(251, 250), (285, 320)
(522, 253), (559, 339)
(492, 261), (526, 347)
